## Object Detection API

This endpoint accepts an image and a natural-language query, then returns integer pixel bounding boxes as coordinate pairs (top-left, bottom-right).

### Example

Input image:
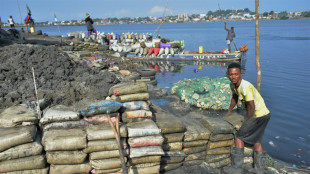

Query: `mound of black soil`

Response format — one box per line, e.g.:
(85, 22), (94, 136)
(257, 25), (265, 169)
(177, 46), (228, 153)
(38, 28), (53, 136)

(0, 44), (119, 110)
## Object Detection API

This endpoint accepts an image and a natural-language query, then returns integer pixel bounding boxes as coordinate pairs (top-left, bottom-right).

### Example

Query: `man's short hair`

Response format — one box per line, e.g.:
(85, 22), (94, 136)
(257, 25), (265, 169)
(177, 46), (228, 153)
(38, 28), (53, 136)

(227, 63), (241, 71)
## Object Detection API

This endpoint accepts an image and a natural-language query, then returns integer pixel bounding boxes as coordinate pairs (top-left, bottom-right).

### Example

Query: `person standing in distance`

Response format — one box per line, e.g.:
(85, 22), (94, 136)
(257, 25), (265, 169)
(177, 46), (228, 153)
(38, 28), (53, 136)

(223, 63), (271, 174)
(85, 13), (97, 41)
(8, 16), (15, 29)
(224, 21), (235, 53)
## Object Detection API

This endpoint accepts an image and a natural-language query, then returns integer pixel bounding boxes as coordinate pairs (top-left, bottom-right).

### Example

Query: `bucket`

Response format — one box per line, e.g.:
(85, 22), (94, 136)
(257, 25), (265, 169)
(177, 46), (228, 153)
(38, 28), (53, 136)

(30, 26), (35, 33)
(199, 46), (203, 54)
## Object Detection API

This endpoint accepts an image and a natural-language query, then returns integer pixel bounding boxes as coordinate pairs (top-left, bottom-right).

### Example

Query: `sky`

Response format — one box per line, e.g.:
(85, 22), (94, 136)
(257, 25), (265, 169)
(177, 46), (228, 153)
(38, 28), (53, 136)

(0, 0), (309, 23)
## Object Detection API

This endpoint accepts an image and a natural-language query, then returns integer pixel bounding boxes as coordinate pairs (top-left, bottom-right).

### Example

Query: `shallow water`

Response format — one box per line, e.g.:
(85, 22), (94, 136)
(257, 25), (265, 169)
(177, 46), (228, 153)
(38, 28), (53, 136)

(35, 19), (310, 167)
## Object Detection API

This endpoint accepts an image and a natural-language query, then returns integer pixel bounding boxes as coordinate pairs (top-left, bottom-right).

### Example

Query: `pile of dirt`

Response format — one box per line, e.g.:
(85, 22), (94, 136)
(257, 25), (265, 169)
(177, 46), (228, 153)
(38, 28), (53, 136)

(0, 44), (119, 110)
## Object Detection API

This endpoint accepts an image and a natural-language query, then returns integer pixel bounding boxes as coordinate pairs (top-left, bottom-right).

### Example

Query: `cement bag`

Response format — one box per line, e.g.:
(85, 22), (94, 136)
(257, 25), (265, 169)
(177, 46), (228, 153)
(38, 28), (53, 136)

(163, 133), (184, 143)
(0, 136), (42, 161)
(109, 82), (147, 96)
(0, 125), (36, 152)
(161, 156), (184, 164)
(49, 163), (91, 174)
(89, 148), (129, 160)
(91, 168), (121, 174)
(130, 146), (164, 158)
(83, 139), (127, 153)
(183, 159), (204, 166)
(84, 113), (118, 124)
(127, 120), (161, 137)
(206, 147), (231, 155)
(128, 135), (164, 147)
(86, 124), (127, 140)
(205, 154), (230, 163)
(122, 101), (150, 111)
(0, 155), (46, 173)
(200, 117), (234, 134)
(162, 142), (183, 151)
(182, 117), (211, 142)
(207, 140), (233, 149)
(42, 119), (86, 131)
(128, 165), (160, 174)
(209, 133), (234, 142)
(184, 151), (206, 161)
(40, 105), (80, 124)
(155, 114), (185, 134)
(164, 150), (186, 157)
(222, 113), (244, 131)
(160, 163), (182, 172)
(79, 100), (122, 117)
(183, 140), (208, 148)
(122, 110), (152, 119)
(91, 157), (126, 170)
(183, 146), (206, 155)
(46, 151), (87, 164)
(132, 162), (160, 168)
(122, 117), (150, 124)
(0, 105), (38, 127)
(111, 93), (150, 103)
(205, 158), (231, 168)
(42, 129), (86, 151)
(129, 156), (161, 165)
(2, 168), (49, 174)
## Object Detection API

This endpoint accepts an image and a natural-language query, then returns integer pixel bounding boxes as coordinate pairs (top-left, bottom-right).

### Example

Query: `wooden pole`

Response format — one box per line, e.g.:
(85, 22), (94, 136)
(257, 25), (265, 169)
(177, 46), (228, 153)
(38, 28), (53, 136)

(255, 0), (261, 93)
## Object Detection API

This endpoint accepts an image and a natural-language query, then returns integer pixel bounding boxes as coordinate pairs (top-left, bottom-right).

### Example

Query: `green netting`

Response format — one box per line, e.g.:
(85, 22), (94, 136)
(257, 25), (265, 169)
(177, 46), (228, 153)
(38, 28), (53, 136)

(170, 77), (240, 110)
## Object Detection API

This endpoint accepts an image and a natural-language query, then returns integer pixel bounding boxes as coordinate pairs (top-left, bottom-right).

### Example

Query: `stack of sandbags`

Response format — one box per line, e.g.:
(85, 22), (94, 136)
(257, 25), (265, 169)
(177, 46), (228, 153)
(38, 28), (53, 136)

(199, 117), (235, 169)
(127, 119), (164, 174)
(40, 105), (90, 174)
(79, 100), (127, 174)
(0, 105), (47, 173)
(155, 111), (185, 172)
(181, 117), (211, 167)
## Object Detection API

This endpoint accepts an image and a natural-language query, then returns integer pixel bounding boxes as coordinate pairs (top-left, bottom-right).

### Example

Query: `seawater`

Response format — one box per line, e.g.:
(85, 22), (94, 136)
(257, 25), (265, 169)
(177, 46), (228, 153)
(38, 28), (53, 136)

(36, 19), (310, 166)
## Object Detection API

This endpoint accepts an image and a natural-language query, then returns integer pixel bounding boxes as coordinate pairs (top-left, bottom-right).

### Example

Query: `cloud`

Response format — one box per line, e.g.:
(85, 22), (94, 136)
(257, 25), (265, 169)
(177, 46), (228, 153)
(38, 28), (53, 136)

(150, 6), (165, 14)
(114, 10), (132, 17)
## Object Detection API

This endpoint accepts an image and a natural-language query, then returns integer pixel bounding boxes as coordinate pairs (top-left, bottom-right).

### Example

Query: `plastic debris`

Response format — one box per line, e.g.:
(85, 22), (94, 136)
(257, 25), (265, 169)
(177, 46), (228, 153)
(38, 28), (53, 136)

(269, 141), (277, 148)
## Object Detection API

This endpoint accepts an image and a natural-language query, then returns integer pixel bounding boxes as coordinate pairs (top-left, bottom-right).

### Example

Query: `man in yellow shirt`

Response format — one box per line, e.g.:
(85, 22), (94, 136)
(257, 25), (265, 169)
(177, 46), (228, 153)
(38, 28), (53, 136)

(224, 63), (271, 174)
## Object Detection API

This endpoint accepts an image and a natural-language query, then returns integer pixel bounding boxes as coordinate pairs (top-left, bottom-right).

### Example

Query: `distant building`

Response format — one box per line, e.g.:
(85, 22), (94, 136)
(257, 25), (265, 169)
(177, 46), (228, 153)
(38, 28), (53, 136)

(199, 14), (206, 18)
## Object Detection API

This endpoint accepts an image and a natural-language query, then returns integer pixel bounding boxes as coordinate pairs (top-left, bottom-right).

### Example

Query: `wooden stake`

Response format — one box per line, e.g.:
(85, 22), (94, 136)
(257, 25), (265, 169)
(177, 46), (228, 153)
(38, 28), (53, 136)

(255, 0), (261, 93)
(32, 67), (41, 118)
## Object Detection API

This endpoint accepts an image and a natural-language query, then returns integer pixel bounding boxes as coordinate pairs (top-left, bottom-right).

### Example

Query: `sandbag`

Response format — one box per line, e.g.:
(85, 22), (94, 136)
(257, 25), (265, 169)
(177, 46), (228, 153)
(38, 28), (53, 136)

(89, 148), (129, 160)
(128, 165), (160, 174)
(205, 154), (230, 163)
(42, 119), (86, 131)
(129, 156), (161, 165)
(183, 140), (208, 148)
(160, 163), (182, 172)
(91, 157), (126, 170)
(164, 150), (186, 157)
(132, 162), (160, 168)
(182, 117), (211, 141)
(155, 114), (185, 134)
(2, 168), (49, 174)
(183, 145), (206, 155)
(0, 105), (38, 127)
(209, 133), (234, 142)
(122, 117), (150, 124)
(0, 136), (42, 161)
(83, 113), (118, 124)
(0, 125), (36, 152)
(162, 142), (183, 151)
(42, 129), (86, 151)
(91, 168), (121, 174)
(206, 147), (231, 155)
(83, 139), (127, 153)
(130, 146), (164, 158)
(46, 151), (87, 165)
(127, 120), (161, 137)
(205, 158), (231, 168)
(163, 133), (184, 143)
(111, 93), (150, 103)
(86, 124), (127, 140)
(207, 140), (233, 149)
(161, 156), (184, 164)
(183, 159), (204, 166)
(184, 151), (206, 161)
(40, 105), (80, 124)
(0, 155), (46, 173)
(200, 117), (234, 134)
(128, 135), (164, 147)
(109, 82), (147, 96)
(122, 110), (152, 119)
(49, 163), (91, 174)
(222, 113), (244, 131)
(122, 101), (150, 111)
(79, 101), (122, 117)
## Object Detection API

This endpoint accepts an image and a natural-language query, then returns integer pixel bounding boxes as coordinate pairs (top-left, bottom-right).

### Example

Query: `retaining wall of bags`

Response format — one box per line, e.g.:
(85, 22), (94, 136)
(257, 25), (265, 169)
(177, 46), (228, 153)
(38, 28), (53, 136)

(0, 82), (254, 173)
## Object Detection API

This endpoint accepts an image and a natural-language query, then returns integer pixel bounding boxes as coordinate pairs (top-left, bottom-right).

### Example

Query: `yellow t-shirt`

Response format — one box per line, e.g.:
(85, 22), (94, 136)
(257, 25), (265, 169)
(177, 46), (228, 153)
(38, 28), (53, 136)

(230, 79), (270, 118)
